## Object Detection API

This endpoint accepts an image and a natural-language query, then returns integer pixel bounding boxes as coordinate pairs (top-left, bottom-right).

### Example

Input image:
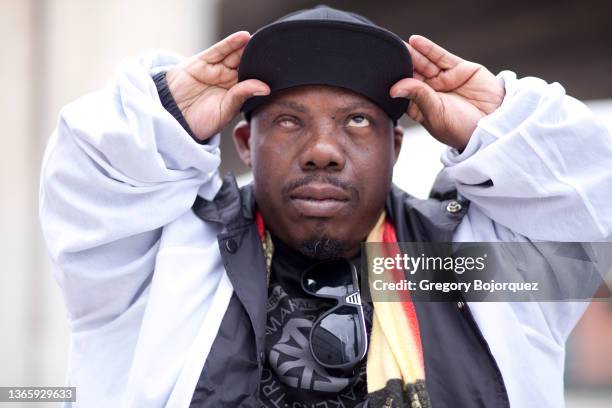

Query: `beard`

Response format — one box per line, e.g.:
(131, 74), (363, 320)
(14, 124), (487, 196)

(299, 236), (348, 260)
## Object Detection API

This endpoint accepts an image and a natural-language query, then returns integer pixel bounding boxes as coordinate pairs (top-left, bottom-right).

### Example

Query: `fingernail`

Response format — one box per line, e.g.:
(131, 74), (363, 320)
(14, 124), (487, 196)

(253, 91), (268, 96)
(392, 91), (408, 98)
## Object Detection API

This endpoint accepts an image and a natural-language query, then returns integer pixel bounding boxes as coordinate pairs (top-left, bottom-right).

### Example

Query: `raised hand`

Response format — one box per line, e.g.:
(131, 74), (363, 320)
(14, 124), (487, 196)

(166, 31), (270, 141)
(390, 35), (505, 150)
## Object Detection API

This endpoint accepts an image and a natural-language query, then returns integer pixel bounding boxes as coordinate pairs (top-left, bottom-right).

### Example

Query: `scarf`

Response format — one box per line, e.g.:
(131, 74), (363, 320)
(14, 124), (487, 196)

(255, 211), (431, 408)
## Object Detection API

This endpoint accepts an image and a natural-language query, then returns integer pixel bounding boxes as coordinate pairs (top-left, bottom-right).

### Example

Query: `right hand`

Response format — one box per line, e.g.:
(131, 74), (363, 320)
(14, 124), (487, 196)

(390, 35), (505, 151)
(166, 31), (270, 142)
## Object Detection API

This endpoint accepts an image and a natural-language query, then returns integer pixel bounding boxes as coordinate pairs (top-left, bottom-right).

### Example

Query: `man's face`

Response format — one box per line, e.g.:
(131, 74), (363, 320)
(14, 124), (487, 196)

(233, 85), (403, 259)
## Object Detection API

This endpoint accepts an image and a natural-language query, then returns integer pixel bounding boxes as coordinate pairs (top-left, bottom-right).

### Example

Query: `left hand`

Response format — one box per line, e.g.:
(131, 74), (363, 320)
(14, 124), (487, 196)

(390, 35), (505, 150)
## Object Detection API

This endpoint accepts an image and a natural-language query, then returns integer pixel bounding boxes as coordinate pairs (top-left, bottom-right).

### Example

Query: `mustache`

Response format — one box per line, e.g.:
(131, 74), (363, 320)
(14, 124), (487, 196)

(281, 174), (359, 202)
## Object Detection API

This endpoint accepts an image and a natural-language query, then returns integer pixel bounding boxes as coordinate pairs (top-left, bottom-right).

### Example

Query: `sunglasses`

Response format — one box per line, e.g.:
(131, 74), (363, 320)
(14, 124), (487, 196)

(301, 259), (368, 373)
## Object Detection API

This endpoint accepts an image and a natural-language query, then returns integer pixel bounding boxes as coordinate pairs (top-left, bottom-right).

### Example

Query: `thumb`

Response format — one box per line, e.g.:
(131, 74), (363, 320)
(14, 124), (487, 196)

(390, 78), (441, 118)
(222, 79), (270, 117)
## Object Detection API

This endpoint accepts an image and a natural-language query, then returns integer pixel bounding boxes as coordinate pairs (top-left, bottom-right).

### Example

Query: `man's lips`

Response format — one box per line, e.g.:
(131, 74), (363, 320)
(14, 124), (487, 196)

(289, 183), (351, 217)
(290, 183), (351, 201)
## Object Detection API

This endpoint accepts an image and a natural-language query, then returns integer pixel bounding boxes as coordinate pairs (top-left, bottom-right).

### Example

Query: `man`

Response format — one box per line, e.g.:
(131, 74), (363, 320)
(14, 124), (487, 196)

(39, 5), (611, 408)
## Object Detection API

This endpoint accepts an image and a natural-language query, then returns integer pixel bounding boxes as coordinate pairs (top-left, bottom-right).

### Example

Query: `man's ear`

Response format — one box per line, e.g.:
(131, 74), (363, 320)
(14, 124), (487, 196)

(393, 125), (404, 163)
(233, 120), (252, 168)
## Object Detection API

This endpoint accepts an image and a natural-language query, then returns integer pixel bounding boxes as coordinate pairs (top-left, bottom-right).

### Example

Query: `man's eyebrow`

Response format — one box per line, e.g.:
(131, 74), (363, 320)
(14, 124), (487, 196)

(266, 100), (309, 113)
(336, 100), (379, 113)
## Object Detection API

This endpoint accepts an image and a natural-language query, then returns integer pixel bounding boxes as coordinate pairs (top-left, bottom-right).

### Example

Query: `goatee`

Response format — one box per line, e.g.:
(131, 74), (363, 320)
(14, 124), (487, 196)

(299, 237), (348, 260)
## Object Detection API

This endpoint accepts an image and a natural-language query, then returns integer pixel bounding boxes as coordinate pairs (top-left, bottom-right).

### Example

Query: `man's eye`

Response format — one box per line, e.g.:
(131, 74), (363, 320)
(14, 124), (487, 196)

(278, 117), (299, 128)
(347, 115), (370, 128)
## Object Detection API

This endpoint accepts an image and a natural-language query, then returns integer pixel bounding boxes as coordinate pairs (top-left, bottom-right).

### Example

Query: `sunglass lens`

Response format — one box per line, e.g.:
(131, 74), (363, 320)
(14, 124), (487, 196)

(311, 306), (361, 366)
(303, 259), (354, 297)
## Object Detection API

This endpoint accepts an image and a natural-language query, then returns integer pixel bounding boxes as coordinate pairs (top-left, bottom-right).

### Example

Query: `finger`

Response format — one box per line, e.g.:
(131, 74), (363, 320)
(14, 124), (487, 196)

(408, 35), (461, 70)
(426, 61), (483, 93)
(390, 77), (441, 118)
(407, 43), (441, 79)
(199, 31), (251, 64)
(221, 79), (271, 117)
(407, 101), (424, 123)
(189, 62), (239, 87)
(223, 46), (245, 69)
(413, 71), (425, 81)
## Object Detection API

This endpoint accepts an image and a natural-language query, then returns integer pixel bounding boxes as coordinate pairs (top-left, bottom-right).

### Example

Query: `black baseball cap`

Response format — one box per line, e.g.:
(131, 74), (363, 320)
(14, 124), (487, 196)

(238, 5), (412, 123)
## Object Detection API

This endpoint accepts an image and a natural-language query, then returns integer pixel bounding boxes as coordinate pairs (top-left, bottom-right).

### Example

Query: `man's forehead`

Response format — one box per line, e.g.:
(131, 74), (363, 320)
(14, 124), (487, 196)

(256, 85), (383, 115)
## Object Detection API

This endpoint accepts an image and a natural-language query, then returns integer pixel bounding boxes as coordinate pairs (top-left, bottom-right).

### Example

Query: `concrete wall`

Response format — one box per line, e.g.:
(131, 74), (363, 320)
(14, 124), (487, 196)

(0, 0), (217, 399)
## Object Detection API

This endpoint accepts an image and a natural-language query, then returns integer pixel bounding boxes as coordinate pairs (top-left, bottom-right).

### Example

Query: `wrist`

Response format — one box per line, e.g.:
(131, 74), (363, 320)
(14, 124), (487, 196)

(153, 70), (206, 144)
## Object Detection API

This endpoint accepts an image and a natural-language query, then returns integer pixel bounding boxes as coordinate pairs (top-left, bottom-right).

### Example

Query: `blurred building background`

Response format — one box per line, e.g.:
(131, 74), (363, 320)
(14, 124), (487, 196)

(0, 0), (610, 407)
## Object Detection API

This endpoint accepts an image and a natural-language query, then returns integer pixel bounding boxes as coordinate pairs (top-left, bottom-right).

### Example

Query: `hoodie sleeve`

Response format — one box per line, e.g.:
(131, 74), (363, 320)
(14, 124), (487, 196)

(445, 71), (612, 242)
(446, 71), (612, 346)
(39, 50), (223, 332)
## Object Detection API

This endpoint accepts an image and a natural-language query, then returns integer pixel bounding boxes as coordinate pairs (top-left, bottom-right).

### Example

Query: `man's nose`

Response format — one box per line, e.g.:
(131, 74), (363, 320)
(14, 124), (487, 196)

(299, 126), (346, 172)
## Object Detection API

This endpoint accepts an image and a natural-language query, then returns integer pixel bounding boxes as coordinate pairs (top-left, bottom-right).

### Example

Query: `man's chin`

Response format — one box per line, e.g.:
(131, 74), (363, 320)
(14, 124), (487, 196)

(298, 236), (349, 260)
